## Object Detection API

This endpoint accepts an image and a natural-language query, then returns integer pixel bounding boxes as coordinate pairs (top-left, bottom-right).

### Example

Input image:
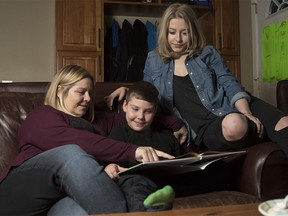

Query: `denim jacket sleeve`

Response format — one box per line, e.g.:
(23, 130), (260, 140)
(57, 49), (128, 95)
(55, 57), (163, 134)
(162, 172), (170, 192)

(200, 46), (250, 107)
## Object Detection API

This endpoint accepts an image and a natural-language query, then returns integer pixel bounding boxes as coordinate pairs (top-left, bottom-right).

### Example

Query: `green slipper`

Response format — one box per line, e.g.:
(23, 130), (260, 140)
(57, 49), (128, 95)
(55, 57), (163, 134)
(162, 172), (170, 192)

(143, 185), (175, 211)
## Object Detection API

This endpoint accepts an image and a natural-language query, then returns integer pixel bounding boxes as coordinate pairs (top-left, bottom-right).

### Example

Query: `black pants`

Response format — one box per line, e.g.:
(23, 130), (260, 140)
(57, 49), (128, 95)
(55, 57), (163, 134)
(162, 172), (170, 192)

(117, 174), (158, 212)
(201, 96), (288, 157)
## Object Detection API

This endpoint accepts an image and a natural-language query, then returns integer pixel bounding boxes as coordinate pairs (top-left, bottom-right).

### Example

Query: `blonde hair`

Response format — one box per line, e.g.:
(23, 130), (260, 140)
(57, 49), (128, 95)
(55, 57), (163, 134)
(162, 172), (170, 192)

(157, 3), (206, 62)
(44, 65), (95, 121)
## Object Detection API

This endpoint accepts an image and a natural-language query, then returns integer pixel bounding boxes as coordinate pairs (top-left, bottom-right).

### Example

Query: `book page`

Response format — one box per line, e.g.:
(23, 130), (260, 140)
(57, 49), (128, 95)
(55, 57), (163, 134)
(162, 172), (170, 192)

(118, 150), (246, 176)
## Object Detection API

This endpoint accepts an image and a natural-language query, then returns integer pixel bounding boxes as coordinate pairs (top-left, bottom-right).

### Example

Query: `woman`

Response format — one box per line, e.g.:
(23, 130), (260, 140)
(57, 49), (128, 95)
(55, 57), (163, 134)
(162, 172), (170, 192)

(0, 65), (184, 215)
(106, 3), (288, 157)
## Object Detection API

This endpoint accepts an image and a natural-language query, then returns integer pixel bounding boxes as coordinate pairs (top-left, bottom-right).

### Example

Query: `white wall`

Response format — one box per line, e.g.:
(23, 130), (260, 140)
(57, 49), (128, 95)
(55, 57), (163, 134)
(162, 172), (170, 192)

(0, 0), (55, 82)
(239, 0), (254, 94)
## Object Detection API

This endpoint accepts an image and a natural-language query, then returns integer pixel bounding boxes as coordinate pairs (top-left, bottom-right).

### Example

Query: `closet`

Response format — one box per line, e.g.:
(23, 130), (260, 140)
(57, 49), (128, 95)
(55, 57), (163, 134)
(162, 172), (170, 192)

(56, 0), (240, 82)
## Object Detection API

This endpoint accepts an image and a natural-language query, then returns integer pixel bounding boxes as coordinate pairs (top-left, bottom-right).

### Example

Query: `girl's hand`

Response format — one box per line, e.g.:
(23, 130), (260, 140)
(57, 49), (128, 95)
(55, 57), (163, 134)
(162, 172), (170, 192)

(235, 98), (264, 138)
(135, 147), (175, 162)
(244, 113), (265, 138)
(104, 87), (128, 110)
(104, 163), (127, 181)
(173, 125), (188, 144)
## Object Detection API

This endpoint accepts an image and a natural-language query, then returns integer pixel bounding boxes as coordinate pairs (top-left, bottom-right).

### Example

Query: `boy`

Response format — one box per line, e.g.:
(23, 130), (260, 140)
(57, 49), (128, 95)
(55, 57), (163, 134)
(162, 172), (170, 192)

(108, 81), (184, 212)
(109, 80), (183, 161)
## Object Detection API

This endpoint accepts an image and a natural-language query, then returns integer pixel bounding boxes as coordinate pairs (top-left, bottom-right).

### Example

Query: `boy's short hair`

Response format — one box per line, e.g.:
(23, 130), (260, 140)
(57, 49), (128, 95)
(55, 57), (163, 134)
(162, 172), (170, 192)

(125, 81), (159, 108)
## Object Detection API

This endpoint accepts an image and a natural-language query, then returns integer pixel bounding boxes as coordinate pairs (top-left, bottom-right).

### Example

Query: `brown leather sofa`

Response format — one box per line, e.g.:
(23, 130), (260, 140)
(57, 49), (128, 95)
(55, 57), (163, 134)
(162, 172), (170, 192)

(0, 81), (288, 209)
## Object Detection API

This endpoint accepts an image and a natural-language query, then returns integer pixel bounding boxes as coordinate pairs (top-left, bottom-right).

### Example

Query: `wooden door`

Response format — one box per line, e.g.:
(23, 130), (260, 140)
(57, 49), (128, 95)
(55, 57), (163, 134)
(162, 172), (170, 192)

(56, 0), (103, 81)
(213, 0), (240, 81)
(56, 51), (102, 82)
(213, 0), (240, 56)
(223, 56), (241, 81)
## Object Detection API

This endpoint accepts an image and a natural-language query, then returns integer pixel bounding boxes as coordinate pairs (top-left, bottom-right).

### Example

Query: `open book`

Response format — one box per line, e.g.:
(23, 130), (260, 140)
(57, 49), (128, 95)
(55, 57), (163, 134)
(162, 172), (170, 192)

(119, 150), (246, 176)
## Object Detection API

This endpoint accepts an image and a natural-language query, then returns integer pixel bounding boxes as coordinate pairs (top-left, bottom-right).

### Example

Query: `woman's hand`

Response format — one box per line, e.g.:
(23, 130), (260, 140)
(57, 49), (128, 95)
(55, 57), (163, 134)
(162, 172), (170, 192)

(243, 113), (265, 138)
(173, 125), (188, 144)
(104, 163), (127, 181)
(104, 87), (128, 110)
(135, 146), (175, 162)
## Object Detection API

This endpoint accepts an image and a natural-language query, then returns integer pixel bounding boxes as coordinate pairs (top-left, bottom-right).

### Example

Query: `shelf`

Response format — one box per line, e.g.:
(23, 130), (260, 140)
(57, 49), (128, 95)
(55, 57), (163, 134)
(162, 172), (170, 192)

(104, 0), (210, 8)
(104, 0), (210, 17)
(104, 0), (167, 6)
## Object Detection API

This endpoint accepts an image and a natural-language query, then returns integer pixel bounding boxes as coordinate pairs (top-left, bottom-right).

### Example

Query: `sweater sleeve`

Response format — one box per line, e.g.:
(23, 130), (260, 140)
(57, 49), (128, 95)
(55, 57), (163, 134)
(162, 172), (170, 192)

(93, 111), (126, 135)
(18, 106), (138, 163)
(152, 114), (185, 132)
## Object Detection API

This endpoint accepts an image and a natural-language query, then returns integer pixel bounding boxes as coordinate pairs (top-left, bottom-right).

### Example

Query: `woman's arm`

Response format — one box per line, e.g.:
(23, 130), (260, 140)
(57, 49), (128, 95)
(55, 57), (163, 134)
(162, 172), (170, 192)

(207, 47), (250, 102)
(93, 111), (126, 135)
(19, 106), (174, 163)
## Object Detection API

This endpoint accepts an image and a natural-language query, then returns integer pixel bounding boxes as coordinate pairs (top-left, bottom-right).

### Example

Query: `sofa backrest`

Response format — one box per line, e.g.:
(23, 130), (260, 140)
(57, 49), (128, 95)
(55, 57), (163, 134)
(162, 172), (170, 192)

(0, 82), (50, 93)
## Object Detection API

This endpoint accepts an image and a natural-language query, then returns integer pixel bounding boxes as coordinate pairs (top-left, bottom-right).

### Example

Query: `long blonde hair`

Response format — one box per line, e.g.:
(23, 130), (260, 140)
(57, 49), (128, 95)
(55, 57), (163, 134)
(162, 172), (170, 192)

(157, 3), (206, 62)
(44, 65), (95, 121)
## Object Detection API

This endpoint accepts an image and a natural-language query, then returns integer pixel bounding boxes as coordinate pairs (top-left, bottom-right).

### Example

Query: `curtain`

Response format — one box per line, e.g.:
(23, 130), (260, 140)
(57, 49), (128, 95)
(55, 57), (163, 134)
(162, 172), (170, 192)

(262, 19), (288, 82)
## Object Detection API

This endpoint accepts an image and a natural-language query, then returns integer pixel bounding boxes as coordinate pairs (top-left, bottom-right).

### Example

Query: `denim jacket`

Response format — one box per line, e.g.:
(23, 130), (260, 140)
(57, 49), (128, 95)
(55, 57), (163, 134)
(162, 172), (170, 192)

(143, 45), (250, 140)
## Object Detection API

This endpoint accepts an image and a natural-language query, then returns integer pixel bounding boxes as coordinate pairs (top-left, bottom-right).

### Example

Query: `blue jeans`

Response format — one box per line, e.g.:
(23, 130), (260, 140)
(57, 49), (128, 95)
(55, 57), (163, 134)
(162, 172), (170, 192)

(48, 174), (159, 215)
(48, 197), (87, 216)
(0, 144), (127, 215)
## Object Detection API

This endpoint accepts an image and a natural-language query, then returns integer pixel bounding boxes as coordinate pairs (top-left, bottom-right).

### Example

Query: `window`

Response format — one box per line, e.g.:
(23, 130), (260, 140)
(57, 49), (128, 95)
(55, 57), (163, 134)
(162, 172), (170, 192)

(269, 0), (288, 15)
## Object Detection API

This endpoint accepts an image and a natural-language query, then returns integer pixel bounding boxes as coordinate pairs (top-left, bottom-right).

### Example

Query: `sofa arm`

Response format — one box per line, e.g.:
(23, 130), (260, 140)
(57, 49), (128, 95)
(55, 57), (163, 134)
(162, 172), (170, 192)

(277, 80), (288, 114)
(237, 142), (288, 200)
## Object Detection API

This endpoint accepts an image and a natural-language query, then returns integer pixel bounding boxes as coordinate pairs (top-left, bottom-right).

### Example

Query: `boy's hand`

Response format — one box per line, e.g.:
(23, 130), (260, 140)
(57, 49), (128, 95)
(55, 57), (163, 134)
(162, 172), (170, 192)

(104, 163), (127, 181)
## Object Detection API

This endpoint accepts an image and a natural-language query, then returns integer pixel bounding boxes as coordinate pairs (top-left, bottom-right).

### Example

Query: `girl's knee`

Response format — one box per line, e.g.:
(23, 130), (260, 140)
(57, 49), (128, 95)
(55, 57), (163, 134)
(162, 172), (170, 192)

(222, 113), (248, 141)
(275, 116), (288, 131)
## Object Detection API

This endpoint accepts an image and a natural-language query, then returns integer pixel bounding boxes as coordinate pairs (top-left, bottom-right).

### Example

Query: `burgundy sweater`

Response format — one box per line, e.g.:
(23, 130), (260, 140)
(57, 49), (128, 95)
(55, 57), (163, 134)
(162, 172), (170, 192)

(0, 105), (184, 182)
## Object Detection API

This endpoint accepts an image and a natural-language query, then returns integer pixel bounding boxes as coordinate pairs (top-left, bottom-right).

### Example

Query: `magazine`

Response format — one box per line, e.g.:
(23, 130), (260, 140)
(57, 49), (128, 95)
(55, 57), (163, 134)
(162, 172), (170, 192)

(118, 150), (246, 176)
